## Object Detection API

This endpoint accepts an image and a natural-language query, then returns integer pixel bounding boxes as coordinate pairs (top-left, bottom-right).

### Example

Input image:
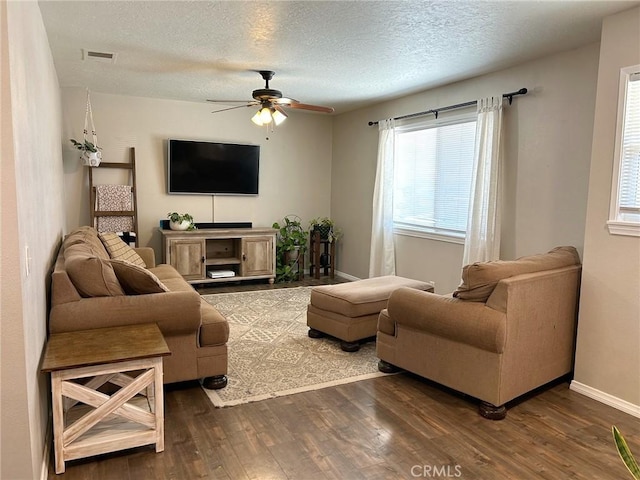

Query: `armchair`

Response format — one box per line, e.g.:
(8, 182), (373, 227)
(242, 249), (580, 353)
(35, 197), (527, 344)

(376, 246), (581, 419)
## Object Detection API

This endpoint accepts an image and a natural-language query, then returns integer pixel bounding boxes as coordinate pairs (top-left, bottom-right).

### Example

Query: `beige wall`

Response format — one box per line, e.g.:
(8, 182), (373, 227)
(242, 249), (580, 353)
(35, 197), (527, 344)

(332, 44), (599, 292)
(61, 89), (333, 259)
(1, 1), (66, 479)
(573, 7), (640, 409)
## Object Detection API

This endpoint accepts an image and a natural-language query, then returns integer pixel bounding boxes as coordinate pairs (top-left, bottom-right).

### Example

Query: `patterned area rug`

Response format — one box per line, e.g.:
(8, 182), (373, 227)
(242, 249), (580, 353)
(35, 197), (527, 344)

(200, 287), (386, 407)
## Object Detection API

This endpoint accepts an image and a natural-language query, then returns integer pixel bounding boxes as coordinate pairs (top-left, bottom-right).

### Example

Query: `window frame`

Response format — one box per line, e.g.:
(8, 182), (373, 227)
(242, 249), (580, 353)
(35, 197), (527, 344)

(607, 64), (640, 237)
(392, 112), (477, 244)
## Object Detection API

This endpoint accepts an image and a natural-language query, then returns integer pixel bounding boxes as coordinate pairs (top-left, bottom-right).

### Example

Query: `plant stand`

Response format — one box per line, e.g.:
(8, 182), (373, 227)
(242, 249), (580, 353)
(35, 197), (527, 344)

(284, 248), (304, 281)
(309, 230), (336, 279)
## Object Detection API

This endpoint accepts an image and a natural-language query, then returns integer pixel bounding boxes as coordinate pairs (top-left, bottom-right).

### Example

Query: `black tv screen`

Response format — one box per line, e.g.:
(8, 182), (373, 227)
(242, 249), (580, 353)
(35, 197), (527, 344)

(168, 139), (259, 195)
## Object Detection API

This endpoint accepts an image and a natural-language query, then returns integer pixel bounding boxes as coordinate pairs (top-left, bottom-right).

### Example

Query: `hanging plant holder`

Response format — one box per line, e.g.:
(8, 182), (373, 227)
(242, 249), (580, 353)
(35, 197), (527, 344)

(82, 150), (101, 167)
(80, 90), (102, 167)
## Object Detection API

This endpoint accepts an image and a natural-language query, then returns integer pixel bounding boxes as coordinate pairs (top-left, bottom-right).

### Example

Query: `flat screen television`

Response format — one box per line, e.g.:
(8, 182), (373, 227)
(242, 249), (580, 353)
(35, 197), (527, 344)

(167, 139), (260, 195)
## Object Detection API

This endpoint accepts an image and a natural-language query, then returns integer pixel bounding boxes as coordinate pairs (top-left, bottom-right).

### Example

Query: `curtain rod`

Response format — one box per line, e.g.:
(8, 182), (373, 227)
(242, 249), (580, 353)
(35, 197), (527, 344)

(367, 88), (528, 126)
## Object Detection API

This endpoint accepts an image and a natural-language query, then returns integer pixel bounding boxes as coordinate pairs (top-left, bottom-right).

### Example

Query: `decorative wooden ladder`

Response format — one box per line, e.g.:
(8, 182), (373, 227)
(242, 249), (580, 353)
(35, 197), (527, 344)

(88, 147), (139, 246)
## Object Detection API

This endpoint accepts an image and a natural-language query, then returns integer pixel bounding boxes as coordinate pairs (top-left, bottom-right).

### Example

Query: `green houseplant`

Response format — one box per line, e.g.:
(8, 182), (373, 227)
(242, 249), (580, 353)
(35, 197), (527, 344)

(613, 426), (640, 479)
(167, 212), (196, 231)
(272, 215), (308, 282)
(70, 138), (100, 152)
(70, 139), (102, 166)
(309, 217), (342, 243)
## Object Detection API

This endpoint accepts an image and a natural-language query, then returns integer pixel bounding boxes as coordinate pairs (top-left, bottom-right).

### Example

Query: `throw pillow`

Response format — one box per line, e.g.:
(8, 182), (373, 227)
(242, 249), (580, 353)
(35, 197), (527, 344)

(110, 259), (170, 295)
(99, 232), (146, 267)
(453, 246), (581, 303)
(64, 243), (125, 297)
(64, 226), (110, 260)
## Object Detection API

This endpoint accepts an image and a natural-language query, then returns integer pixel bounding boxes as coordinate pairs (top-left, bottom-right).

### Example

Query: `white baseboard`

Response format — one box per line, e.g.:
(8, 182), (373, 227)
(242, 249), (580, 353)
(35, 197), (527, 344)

(335, 270), (360, 282)
(302, 269), (360, 282)
(570, 381), (640, 418)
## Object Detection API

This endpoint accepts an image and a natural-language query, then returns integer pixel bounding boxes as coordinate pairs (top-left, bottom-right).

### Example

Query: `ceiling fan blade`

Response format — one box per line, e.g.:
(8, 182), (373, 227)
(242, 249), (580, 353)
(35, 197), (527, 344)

(283, 102), (334, 114)
(211, 104), (255, 114)
(273, 97), (299, 105)
(207, 99), (254, 104)
(273, 104), (289, 117)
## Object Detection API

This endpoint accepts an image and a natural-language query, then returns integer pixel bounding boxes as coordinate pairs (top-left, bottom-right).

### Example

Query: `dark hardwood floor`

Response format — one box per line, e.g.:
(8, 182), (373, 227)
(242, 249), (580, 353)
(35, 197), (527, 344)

(48, 277), (640, 479)
(193, 274), (349, 295)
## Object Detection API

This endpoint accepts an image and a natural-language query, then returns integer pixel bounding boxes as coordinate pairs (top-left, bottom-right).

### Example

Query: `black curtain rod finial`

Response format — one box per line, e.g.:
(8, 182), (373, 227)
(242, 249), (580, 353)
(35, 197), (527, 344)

(505, 88), (528, 105)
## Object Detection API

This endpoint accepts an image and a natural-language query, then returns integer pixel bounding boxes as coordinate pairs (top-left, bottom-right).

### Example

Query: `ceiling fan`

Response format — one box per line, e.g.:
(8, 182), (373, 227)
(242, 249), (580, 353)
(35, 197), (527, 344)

(207, 70), (334, 126)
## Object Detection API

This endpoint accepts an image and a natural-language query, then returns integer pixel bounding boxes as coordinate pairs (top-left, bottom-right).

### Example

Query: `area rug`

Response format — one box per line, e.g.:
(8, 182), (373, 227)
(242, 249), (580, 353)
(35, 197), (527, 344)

(200, 286), (386, 407)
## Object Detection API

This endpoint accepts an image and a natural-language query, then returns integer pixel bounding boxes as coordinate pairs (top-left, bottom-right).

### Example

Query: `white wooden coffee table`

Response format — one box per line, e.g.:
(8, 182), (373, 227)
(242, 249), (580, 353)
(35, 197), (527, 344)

(41, 323), (171, 474)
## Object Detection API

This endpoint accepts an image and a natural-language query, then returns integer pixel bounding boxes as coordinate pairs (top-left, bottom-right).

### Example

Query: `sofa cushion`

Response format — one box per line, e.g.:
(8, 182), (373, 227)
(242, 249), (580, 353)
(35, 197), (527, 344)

(453, 246), (581, 302)
(110, 259), (170, 295)
(64, 243), (125, 297)
(63, 226), (109, 260)
(157, 277), (195, 293)
(150, 264), (187, 282)
(200, 302), (230, 347)
(99, 232), (146, 267)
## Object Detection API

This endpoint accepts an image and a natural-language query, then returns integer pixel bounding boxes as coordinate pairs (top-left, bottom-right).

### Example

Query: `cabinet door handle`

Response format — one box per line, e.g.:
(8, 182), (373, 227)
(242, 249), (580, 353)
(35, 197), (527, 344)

(201, 256), (205, 263)
(242, 253), (246, 261)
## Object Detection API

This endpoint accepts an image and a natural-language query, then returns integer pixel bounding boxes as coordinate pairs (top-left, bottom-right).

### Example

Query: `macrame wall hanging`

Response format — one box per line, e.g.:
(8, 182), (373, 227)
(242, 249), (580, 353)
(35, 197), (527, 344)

(70, 89), (102, 166)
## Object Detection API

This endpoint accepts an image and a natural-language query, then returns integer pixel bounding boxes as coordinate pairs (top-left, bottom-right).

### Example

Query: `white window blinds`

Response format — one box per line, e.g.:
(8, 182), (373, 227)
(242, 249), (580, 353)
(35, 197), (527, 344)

(619, 72), (640, 217)
(393, 117), (477, 238)
(609, 65), (640, 236)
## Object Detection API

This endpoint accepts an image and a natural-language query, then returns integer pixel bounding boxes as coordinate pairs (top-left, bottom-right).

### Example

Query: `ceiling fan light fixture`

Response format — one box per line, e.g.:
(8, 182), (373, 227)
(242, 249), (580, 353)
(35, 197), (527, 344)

(258, 106), (273, 124)
(272, 108), (287, 126)
(251, 110), (265, 126)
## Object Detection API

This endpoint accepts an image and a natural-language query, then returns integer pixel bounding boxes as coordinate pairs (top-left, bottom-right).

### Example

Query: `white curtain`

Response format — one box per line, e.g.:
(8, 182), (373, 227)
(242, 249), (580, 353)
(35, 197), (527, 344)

(369, 119), (396, 277)
(462, 96), (503, 266)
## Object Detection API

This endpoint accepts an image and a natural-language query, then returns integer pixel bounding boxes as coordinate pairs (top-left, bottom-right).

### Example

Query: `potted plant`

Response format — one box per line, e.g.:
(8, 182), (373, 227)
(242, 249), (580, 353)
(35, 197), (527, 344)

(272, 215), (308, 282)
(70, 138), (102, 167)
(309, 217), (342, 243)
(167, 212), (196, 231)
(308, 217), (342, 270)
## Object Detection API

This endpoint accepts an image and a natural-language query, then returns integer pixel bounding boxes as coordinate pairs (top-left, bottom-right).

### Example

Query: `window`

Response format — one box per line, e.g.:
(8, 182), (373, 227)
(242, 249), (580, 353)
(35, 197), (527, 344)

(393, 115), (477, 242)
(608, 64), (640, 236)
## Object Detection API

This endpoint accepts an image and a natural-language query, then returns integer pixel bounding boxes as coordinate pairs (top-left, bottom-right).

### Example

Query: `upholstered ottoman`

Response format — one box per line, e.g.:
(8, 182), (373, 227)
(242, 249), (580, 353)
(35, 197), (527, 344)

(307, 275), (434, 351)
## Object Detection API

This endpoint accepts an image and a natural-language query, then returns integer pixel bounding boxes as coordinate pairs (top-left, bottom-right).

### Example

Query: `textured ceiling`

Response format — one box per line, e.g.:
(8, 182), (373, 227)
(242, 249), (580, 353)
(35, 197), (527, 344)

(39, 0), (639, 114)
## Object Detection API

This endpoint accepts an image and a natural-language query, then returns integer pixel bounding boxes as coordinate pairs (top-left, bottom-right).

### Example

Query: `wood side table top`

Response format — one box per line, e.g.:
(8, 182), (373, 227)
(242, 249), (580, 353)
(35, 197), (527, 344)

(41, 324), (170, 373)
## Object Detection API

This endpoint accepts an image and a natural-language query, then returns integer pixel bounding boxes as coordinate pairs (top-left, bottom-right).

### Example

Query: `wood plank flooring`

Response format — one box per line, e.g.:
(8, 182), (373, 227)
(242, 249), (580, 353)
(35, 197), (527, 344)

(193, 275), (349, 295)
(48, 278), (640, 479)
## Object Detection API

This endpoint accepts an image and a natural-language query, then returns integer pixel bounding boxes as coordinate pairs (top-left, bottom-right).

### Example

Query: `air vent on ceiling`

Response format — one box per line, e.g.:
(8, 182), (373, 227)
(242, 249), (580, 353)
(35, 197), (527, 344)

(82, 49), (117, 64)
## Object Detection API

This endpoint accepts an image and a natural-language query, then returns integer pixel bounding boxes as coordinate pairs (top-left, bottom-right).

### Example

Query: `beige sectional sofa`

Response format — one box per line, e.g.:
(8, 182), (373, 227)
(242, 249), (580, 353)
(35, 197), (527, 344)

(376, 246), (582, 419)
(49, 226), (228, 388)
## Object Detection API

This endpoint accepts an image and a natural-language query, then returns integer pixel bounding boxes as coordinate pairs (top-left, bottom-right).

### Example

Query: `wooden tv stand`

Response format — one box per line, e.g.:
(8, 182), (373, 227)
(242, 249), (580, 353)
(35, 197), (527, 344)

(160, 227), (276, 284)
